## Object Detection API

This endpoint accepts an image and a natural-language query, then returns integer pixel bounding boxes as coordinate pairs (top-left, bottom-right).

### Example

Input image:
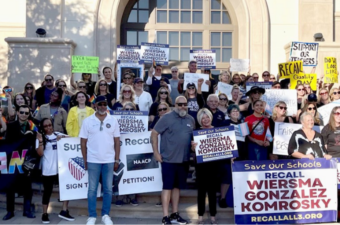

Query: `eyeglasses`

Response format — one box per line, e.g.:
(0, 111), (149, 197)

(219, 98), (227, 101)
(125, 108), (134, 111)
(123, 90), (131, 93)
(158, 107), (168, 112)
(253, 76), (259, 79)
(99, 83), (107, 86)
(19, 111), (29, 115)
(43, 124), (52, 128)
(277, 106), (287, 110)
(320, 92), (328, 96)
(58, 85), (66, 88)
(160, 92), (168, 95)
(304, 86), (311, 89)
(25, 86), (33, 90)
(187, 87), (195, 90)
(172, 71), (178, 73)
(308, 107), (316, 111)
(98, 103), (107, 107)
(78, 86), (86, 89)
(270, 77), (275, 80)
(100, 121), (103, 131)
(176, 103), (187, 107)
(297, 89), (304, 91)
(124, 77), (132, 80)
(334, 112), (340, 116)
(333, 91), (340, 95)
(45, 79), (53, 82)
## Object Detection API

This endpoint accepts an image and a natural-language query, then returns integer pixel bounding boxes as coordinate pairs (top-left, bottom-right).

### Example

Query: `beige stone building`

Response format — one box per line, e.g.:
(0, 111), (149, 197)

(0, 0), (340, 92)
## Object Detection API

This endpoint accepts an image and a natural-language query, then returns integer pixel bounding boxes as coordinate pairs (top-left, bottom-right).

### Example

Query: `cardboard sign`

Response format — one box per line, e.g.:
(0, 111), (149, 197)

(262, 89), (297, 116)
(71, 56), (99, 74)
(290, 73), (317, 91)
(110, 111), (148, 133)
(183, 73), (209, 92)
(278, 61), (303, 79)
(230, 58), (250, 72)
(140, 42), (169, 65)
(231, 122), (250, 142)
(189, 50), (216, 69)
(318, 100), (340, 125)
(215, 82), (233, 100)
(233, 159), (337, 224)
(117, 45), (141, 65)
(116, 63), (144, 98)
(289, 42), (319, 66)
(324, 57), (338, 83)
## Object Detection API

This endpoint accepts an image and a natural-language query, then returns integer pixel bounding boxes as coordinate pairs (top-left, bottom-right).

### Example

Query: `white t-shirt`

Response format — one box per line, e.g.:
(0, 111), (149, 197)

(134, 91), (153, 112)
(79, 113), (120, 163)
(42, 132), (64, 176)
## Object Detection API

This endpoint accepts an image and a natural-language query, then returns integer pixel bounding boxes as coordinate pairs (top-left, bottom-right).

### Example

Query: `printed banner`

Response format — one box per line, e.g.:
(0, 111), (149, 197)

(58, 138), (101, 201)
(273, 122), (323, 155)
(140, 42), (169, 65)
(189, 50), (216, 69)
(318, 100), (340, 125)
(246, 82), (273, 92)
(117, 45), (142, 65)
(114, 132), (162, 195)
(193, 126), (238, 163)
(215, 82), (233, 100)
(233, 159), (337, 224)
(262, 89), (297, 116)
(110, 111), (148, 133)
(290, 73), (317, 91)
(71, 55), (99, 74)
(289, 42), (319, 66)
(183, 73), (209, 92)
(324, 57), (338, 84)
(231, 122), (250, 142)
(230, 58), (250, 72)
(116, 63), (144, 98)
(333, 158), (340, 189)
(278, 61), (303, 79)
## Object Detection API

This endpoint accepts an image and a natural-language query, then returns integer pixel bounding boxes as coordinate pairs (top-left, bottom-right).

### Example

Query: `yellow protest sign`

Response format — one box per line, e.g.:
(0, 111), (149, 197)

(72, 55), (99, 74)
(278, 61), (303, 79)
(323, 57), (338, 83)
(290, 73), (317, 91)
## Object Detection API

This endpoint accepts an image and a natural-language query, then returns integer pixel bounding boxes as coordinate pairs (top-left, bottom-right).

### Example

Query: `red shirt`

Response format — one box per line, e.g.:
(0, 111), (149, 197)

(245, 115), (270, 141)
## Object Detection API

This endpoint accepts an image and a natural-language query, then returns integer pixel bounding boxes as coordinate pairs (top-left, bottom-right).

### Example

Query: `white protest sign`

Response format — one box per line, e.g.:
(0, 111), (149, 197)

(116, 63), (144, 98)
(246, 82), (273, 92)
(116, 45), (141, 65)
(289, 42), (319, 66)
(184, 73), (209, 92)
(110, 111), (149, 133)
(273, 122), (323, 155)
(189, 50), (216, 69)
(140, 42), (169, 65)
(193, 126), (238, 163)
(215, 82), (233, 100)
(230, 58), (250, 72)
(262, 89), (297, 116)
(113, 132), (162, 195)
(231, 122), (250, 142)
(58, 137), (101, 201)
(318, 100), (340, 124)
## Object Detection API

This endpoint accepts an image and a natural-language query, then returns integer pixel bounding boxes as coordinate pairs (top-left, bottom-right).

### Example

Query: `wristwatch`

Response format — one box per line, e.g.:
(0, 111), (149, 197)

(114, 160), (120, 163)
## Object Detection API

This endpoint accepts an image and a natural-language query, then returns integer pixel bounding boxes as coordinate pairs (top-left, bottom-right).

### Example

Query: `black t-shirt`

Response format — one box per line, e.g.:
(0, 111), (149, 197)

(322, 124), (340, 157)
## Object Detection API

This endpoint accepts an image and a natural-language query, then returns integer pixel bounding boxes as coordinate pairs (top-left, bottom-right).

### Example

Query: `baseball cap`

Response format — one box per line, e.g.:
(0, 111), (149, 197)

(95, 95), (107, 103)
(186, 83), (196, 89)
(134, 77), (143, 84)
(160, 77), (170, 84)
(307, 93), (317, 102)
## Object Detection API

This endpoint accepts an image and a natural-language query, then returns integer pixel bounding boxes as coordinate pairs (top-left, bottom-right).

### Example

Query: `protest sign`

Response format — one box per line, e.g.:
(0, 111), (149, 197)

(116, 63), (144, 98)
(58, 137), (101, 201)
(230, 58), (250, 72)
(110, 111), (148, 133)
(273, 122), (323, 155)
(289, 42), (319, 66)
(318, 100), (340, 124)
(333, 158), (340, 189)
(114, 132), (162, 195)
(140, 42), (169, 65)
(290, 73), (317, 91)
(183, 73), (209, 92)
(278, 61), (303, 79)
(117, 45), (141, 65)
(262, 89), (297, 116)
(246, 82), (272, 92)
(231, 122), (250, 142)
(233, 158), (337, 224)
(193, 126), (238, 163)
(215, 82), (233, 100)
(71, 55), (99, 74)
(189, 50), (216, 69)
(324, 57), (338, 83)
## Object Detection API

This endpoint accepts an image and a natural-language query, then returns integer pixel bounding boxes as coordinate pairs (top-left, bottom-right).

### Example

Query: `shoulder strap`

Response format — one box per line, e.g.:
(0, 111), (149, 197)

(249, 117), (265, 136)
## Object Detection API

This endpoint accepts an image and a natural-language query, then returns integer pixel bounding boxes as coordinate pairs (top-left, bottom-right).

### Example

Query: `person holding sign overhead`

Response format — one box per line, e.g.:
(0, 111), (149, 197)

(146, 63), (171, 101)
(178, 60), (198, 94)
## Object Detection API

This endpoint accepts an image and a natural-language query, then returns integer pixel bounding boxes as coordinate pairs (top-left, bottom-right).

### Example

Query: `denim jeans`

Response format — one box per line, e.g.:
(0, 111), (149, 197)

(87, 162), (114, 217)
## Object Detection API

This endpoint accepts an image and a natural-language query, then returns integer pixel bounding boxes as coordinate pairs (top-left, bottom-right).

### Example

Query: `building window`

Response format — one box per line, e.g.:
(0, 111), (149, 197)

(210, 0), (231, 24)
(127, 31), (148, 45)
(156, 0), (203, 24)
(128, 0), (150, 23)
(211, 32), (232, 62)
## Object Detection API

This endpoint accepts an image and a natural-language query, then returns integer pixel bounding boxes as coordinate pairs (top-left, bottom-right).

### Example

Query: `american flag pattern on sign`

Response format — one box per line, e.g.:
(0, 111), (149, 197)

(68, 157), (86, 181)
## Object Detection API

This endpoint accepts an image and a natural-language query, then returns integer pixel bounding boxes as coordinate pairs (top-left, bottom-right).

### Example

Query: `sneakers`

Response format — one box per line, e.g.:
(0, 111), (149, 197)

(130, 199), (139, 206)
(115, 200), (124, 207)
(170, 212), (188, 224)
(58, 210), (75, 221)
(86, 217), (96, 225)
(41, 213), (50, 224)
(155, 202), (162, 207)
(162, 216), (172, 225)
(102, 215), (113, 225)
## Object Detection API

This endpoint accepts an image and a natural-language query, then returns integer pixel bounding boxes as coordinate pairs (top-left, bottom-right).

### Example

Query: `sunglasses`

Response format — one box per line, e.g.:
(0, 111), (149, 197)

(297, 89), (304, 91)
(45, 79), (53, 82)
(334, 112), (340, 116)
(158, 107), (168, 112)
(160, 92), (168, 95)
(277, 106), (287, 110)
(176, 103), (187, 107)
(123, 90), (131, 93)
(219, 98), (227, 101)
(98, 103), (107, 107)
(19, 111), (29, 115)
(99, 83), (107, 86)
(100, 121), (103, 131)
(125, 108), (134, 111)
(263, 74), (270, 77)
(333, 91), (340, 95)
(187, 87), (195, 90)
(308, 107), (316, 110)
(78, 86), (86, 89)
(253, 77), (259, 79)
(253, 91), (261, 94)
(58, 85), (66, 88)
(43, 124), (52, 128)
(320, 92), (328, 96)
(26, 86), (33, 90)
(172, 71), (178, 73)
(124, 77), (132, 80)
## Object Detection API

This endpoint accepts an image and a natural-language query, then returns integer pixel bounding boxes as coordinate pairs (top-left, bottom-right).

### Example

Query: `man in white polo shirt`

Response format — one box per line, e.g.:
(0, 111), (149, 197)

(79, 95), (120, 225)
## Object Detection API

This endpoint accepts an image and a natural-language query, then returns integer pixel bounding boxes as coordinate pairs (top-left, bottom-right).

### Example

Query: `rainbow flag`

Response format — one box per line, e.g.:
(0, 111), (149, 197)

(28, 120), (38, 132)
(33, 107), (40, 116)
(0, 93), (6, 100)
(89, 95), (95, 104)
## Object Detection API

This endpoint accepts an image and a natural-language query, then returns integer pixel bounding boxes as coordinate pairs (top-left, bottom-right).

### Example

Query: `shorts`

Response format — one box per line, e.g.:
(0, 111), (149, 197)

(161, 162), (189, 190)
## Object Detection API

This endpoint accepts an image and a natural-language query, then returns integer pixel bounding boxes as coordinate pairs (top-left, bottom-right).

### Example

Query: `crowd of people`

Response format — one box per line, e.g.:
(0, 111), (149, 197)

(1, 60), (340, 225)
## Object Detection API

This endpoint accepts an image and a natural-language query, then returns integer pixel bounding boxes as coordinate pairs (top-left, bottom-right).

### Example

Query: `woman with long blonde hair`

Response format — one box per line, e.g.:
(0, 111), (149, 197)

(91, 79), (115, 109)
(112, 84), (139, 110)
(317, 87), (331, 107)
